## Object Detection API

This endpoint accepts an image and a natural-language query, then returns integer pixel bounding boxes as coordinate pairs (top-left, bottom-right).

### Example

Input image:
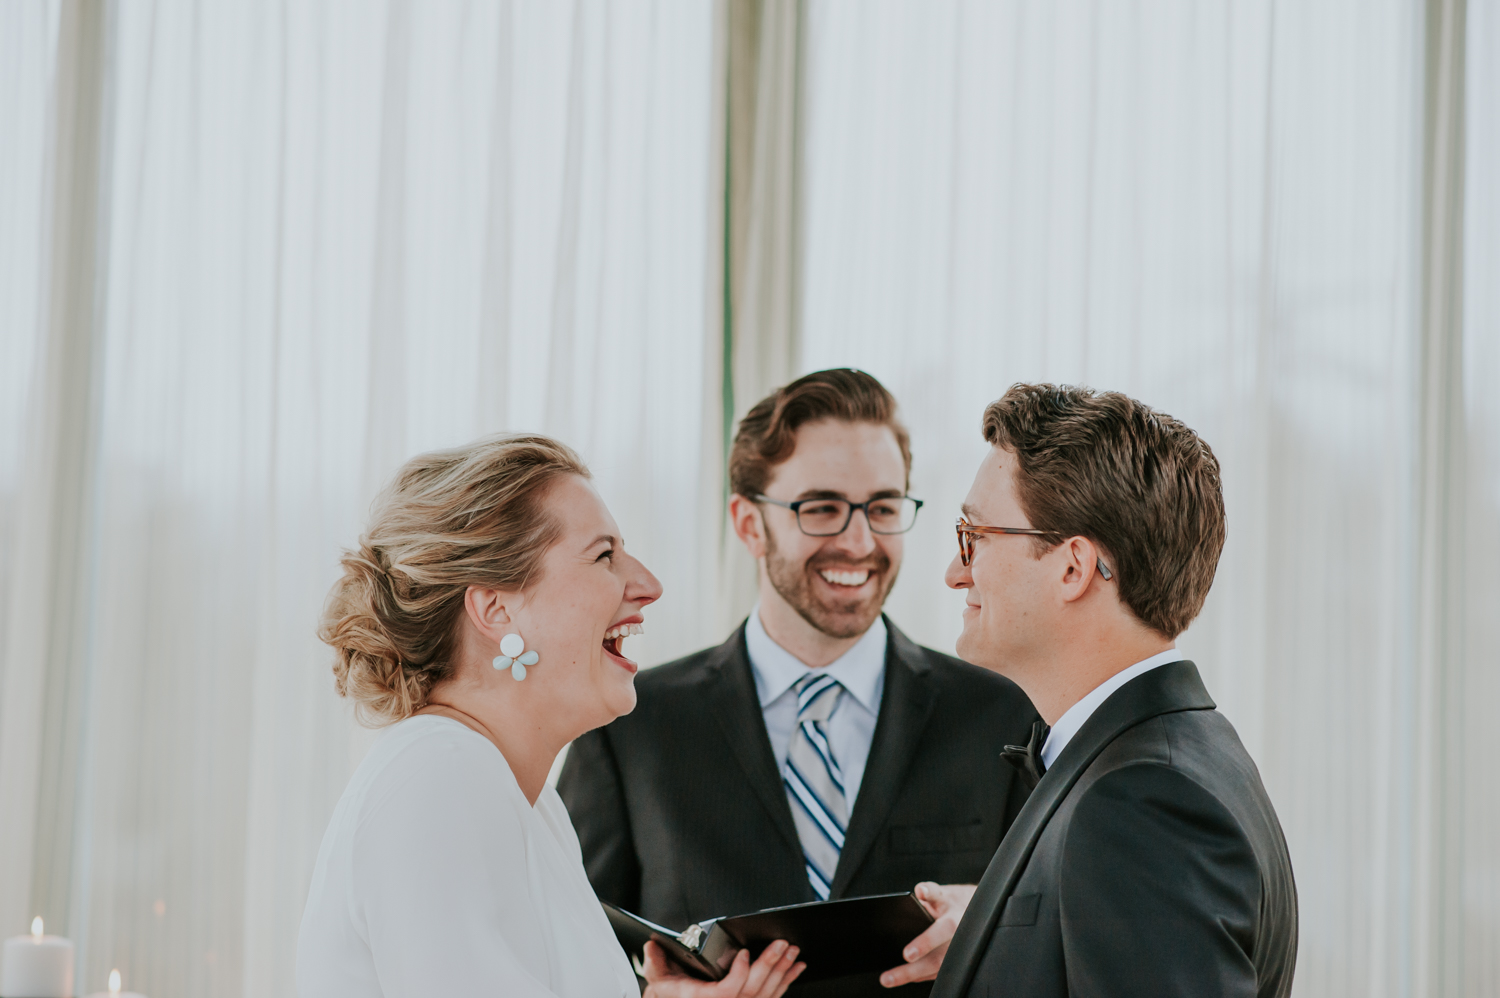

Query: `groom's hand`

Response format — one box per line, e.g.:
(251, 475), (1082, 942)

(879, 882), (976, 988)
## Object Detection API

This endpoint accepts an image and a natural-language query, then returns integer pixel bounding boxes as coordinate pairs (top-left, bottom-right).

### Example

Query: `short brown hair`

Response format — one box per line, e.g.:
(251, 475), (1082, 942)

(981, 384), (1225, 638)
(318, 434), (589, 726)
(729, 369), (912, 498)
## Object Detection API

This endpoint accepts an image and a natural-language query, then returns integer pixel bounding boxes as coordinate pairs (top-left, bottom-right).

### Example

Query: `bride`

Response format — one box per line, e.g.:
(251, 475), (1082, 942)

(298, 435), (805, 998)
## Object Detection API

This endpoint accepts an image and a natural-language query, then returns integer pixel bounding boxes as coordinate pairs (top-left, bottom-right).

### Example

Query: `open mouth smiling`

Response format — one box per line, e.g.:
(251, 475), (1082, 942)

(603, 619), (644, 670)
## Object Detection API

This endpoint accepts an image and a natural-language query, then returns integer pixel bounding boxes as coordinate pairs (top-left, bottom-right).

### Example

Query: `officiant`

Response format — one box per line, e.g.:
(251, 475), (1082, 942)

(560, 369), (1040, 990)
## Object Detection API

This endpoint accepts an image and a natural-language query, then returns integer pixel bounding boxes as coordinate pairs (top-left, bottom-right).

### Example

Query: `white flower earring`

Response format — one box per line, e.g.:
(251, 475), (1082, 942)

(492, 632), (539, 681)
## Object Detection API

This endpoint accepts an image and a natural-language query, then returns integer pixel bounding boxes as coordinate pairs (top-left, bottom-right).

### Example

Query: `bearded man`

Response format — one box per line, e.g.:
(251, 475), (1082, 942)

(559, 369), (1039, 993)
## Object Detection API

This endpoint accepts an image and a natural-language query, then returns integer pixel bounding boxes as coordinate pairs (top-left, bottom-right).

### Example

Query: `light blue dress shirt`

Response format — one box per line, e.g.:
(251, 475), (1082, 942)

(745, 605), (888, 807)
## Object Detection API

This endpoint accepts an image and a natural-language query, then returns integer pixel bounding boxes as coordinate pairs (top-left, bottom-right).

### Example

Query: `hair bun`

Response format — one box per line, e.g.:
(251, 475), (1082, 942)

(319, 546), (429, 726)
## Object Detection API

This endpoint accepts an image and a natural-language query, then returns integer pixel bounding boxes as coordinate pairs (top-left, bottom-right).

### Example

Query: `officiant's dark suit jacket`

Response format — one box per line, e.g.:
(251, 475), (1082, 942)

(558, 618), (1038, 932)
(930, 660), (1298, 998)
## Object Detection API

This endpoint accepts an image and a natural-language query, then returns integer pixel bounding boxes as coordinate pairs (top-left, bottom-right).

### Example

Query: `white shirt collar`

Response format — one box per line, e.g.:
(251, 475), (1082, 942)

(744, 604), (888, 713)
(1040, 647), (1186, 769)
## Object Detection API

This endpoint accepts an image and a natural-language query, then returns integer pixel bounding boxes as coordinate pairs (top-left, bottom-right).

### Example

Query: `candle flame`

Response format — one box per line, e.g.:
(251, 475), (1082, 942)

(109, 969), (121, 993)
(31, 916), (42, 938)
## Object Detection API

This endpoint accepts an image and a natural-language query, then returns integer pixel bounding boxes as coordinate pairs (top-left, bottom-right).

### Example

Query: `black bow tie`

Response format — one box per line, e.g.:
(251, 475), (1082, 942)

(1001, 719), (1050, 791)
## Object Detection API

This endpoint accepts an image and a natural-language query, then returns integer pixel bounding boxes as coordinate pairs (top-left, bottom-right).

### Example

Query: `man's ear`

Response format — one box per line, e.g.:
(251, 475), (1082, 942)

(463, 586), (520, 646)
(728, 493), (769, 560)
(1058, 536), (1108, 604)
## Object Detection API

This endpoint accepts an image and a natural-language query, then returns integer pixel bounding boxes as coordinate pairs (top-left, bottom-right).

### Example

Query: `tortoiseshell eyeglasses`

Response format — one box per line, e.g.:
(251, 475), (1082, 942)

(955, 517), (1114, 580)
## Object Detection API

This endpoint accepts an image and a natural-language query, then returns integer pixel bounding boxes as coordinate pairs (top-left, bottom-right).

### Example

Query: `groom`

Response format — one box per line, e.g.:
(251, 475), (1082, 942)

(927, 384), (1298, 997)
(561, 369), (1039, 991)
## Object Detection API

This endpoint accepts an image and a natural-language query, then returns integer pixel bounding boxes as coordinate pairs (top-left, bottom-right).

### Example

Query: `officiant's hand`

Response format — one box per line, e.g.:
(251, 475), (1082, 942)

(879, 881), (977, 988)
(642, 939), (805, 998)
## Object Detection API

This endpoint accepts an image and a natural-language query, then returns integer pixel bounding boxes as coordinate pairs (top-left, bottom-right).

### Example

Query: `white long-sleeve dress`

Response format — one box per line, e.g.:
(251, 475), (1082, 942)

(297, 715), (639, 997)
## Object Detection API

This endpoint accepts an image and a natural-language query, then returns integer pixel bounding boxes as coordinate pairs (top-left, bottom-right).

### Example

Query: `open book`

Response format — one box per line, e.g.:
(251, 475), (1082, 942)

(603, 892), (934, 994)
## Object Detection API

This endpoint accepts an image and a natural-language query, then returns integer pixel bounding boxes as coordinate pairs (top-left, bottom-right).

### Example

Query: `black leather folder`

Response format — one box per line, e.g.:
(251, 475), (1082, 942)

(603, 892), (934, 996)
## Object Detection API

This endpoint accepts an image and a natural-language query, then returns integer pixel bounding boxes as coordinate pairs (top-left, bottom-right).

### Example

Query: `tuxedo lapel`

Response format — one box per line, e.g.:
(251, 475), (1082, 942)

(829, 619), (937, 897)
(930, 661), (1217, 998)
(700, 625), (803, 856)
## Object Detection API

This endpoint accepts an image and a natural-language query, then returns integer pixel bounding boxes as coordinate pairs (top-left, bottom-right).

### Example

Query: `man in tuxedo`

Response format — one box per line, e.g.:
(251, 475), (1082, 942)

(926, 384), (1297, 997)
(560, 369), (1039, 990)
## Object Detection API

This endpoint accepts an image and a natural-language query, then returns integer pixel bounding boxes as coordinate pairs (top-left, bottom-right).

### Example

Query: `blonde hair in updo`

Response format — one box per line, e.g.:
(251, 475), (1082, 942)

(318, 434), (589, 726)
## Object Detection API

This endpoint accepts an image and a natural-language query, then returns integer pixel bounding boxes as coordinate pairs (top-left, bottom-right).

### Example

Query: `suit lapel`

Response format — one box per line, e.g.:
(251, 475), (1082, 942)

(701, 625), (804, 856)
(829, 619), (937, 898)
(930, 661), (1217, 998)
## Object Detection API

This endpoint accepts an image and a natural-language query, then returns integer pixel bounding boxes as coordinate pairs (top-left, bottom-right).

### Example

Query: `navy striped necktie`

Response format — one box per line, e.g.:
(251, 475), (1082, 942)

(783, 673), (847, 900)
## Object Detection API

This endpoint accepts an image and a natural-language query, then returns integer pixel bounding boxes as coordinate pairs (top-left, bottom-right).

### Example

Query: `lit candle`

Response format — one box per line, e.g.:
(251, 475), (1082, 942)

(82, 968), (146, 998)
(0, 918), (74, 998)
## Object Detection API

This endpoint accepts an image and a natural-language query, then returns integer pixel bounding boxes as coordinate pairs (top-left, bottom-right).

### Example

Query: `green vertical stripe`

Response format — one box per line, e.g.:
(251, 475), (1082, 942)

(720, 34), (735, 534)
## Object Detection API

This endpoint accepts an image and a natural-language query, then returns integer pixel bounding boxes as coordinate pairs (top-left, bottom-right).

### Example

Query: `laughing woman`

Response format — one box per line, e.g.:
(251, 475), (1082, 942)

(298, 435), (804, 998)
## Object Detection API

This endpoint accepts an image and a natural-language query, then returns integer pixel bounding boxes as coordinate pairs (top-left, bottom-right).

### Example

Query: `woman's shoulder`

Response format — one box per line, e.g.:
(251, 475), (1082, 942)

(348, 716), (525, 827)
(372, 713), (496, 758)
(364, 715), (502, 774)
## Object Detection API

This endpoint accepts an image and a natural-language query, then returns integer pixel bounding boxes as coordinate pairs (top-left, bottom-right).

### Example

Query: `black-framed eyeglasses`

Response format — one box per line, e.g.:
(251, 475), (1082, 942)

(955, 516), (1114, 580)
(755, 494), (925, 536)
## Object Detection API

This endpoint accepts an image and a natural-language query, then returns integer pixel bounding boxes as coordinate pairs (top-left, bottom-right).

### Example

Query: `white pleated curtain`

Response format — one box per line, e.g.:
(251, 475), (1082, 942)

(1, 2), (1497, 998)
(0, 2), (720, 996)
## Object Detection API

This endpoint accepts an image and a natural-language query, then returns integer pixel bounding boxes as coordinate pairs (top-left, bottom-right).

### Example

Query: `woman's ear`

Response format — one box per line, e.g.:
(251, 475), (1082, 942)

(463, 585), (518, 645)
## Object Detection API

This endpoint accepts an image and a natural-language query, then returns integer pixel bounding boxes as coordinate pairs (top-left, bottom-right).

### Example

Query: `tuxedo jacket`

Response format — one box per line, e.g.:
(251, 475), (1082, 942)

(931, 661), (1298, 998)
(558, 618), (1039, 933)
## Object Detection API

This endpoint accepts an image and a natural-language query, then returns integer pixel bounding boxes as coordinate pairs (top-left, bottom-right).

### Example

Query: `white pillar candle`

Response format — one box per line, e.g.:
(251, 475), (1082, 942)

(1, 918), (75, 998)
(82, 968), (145, 998)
